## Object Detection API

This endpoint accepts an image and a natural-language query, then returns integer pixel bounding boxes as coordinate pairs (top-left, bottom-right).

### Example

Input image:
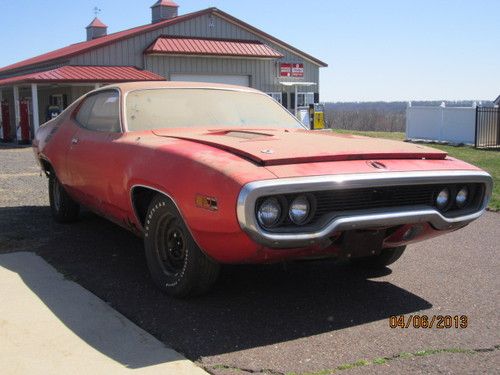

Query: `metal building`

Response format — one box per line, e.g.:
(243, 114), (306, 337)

(0, 1), (327, 142)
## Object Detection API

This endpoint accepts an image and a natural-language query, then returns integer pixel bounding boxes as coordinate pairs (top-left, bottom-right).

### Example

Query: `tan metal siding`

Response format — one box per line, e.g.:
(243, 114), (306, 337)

(69, 13), (321, 93)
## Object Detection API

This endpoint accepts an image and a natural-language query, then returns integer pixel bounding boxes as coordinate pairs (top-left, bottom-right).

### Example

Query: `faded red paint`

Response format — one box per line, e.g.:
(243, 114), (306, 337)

(154, 129), (448, 166)
(33, 82), (487, 264)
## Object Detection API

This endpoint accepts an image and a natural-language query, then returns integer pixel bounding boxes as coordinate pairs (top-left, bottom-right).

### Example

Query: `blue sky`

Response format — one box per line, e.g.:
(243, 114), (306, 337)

(0, 0), (498, 102)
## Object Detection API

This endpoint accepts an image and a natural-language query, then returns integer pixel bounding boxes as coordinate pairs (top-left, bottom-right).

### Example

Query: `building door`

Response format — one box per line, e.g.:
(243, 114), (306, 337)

(170, 74), (250, 87)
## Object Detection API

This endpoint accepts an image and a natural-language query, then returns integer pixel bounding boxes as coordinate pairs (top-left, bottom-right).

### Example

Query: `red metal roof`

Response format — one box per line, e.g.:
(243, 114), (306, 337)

(145, 36), (283, 58)
(0, 65), (165, 86)
(151, 0), (179, 8)
(0, 8), (213, 75)
(86, 17), (107, 29)
(0, 7), (327, 75)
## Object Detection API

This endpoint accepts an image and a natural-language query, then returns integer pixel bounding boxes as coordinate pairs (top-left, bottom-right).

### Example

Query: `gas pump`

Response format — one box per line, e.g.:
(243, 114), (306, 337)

(46, 105), (61, 121)
(1, 100), (11, 142)
(18, 98), (31, 144)
(309, 103), (325, 130)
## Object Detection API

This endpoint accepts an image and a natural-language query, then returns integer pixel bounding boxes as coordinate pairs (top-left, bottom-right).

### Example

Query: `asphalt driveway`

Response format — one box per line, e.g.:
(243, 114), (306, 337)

(1, 146), (499, 374)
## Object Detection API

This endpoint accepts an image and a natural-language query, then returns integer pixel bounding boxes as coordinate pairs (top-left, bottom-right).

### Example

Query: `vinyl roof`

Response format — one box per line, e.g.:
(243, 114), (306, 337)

(0, 66), (165, 87)
(145, 36), (283, 58)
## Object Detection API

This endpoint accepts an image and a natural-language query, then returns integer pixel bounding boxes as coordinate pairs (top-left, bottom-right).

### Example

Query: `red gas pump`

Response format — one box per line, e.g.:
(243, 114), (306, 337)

(18, 98), (31, 144)
(1, 100), (11, 142)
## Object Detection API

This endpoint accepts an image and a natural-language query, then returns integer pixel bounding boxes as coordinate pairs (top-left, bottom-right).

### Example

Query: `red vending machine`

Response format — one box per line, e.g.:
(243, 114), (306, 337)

(1, 100), (11, 142)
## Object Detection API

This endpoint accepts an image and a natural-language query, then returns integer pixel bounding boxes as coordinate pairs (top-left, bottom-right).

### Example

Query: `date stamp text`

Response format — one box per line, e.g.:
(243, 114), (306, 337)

(389, 315), (468, 329)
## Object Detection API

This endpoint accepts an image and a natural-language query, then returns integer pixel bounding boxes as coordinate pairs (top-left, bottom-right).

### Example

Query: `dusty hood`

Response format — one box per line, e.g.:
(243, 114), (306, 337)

(153, 129), (447, 166)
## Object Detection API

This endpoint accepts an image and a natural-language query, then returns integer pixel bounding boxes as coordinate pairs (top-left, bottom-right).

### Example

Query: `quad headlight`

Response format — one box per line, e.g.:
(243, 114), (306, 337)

(289, 195), (311, 225)
(257, 197), (282, 228)
(456, 187), (469, 208)
(436, 188), (450, 210)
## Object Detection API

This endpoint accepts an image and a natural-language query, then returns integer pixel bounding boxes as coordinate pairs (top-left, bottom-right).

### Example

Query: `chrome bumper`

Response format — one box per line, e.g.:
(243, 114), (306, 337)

(236, 170), (493, 248)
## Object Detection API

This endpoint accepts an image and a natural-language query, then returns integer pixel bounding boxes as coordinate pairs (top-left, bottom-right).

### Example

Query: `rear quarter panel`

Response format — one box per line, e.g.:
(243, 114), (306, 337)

(33, 109), (79, 185)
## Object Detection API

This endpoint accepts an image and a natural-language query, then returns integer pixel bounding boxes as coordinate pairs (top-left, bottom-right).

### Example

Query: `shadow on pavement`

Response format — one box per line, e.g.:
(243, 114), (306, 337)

(0, 205), (432, 360)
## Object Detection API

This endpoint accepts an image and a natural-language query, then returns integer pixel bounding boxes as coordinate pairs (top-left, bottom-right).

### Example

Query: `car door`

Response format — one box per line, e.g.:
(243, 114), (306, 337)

(66, 90), (124, 218)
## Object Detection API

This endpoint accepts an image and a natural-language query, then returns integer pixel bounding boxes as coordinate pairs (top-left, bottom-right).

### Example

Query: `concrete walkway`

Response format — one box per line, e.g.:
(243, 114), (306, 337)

(0, 252), (208, 374)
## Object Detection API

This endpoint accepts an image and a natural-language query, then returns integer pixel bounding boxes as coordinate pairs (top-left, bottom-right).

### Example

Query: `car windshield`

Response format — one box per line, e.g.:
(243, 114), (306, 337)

(125, 88), (304, 131)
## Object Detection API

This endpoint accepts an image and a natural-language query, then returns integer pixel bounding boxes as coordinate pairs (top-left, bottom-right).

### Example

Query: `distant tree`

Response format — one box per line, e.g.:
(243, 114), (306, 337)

(322, 100), (492, 132)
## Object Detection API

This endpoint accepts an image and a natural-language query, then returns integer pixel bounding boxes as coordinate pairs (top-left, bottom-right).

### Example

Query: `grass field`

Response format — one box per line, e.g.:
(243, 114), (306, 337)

(332, 130), (500, 211)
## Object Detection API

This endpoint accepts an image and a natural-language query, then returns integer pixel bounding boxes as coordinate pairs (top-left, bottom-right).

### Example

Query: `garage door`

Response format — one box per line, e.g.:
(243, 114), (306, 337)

(170, 74), (250, 87)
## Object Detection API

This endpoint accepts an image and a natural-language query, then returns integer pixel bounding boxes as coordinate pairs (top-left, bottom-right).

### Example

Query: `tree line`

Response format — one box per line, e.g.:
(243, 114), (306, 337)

(323, 101), (493, 132)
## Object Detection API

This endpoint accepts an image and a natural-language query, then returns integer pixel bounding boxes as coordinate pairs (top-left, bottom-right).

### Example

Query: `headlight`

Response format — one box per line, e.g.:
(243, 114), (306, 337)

(456, 187), (469, 208)
(436, 188), (450, 210)
(289, 196), (310, 225)
(257, 197), (282, 228)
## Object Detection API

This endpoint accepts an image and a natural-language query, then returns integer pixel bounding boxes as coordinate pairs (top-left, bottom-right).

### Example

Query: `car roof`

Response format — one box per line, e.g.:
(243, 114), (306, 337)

(98, 81), (262, 95)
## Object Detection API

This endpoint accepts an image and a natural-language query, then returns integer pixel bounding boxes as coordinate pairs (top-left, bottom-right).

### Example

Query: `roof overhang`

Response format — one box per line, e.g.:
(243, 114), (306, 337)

(144, 36), (283, 59)
(0, 65), (165, 87)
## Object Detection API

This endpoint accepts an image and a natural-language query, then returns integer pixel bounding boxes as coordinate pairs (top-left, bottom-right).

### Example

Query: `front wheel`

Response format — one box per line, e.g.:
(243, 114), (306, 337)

(48, 175), (80, 223)
(351, 246), (406, 269)
(143, 195), (220, 298)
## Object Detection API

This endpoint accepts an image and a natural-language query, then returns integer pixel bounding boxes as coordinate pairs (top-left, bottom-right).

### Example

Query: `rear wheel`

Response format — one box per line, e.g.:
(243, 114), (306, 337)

(351, 246), (406, 269)
(48, 175), (80, 223)
(143, 195), (220, 298)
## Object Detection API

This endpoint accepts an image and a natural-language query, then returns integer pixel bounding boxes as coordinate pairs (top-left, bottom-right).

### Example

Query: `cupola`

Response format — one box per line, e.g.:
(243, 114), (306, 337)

(86, 17), (107, 41)
(151, 0), (179, 23)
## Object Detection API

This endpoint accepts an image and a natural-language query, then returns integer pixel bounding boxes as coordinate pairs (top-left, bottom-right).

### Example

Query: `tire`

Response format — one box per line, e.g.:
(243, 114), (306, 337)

(49, 175), (80, 223)
(143, 195), (220, 298)
(351, 246), (406, 269)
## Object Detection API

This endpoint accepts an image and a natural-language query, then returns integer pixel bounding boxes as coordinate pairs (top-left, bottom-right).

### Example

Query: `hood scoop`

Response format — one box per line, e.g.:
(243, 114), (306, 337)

(153, 129), (448, 166)
(221, 130), (273, 140)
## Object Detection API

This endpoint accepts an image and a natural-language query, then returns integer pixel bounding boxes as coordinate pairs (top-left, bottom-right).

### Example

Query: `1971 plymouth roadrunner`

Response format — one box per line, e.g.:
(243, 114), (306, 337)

(33, 82), (493, 297)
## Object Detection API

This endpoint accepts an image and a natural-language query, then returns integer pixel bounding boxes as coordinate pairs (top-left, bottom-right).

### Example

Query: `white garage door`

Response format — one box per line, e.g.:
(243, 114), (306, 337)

(170, 74), (250, 87)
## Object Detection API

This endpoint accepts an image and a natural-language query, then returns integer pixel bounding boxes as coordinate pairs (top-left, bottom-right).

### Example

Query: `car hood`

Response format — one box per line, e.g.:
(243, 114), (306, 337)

(152, 129), (447, 166)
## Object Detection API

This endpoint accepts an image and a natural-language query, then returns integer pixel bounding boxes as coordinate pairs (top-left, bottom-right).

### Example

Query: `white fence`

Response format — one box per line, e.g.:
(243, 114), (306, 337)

(406, 105), (476, 144)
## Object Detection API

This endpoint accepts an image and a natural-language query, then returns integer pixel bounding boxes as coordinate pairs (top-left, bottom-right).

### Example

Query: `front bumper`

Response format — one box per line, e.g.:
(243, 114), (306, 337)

(237, 170), (493, 248)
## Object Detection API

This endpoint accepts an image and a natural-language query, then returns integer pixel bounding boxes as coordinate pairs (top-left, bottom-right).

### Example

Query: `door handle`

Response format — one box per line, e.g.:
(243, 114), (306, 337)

(71, 137), (79, 145)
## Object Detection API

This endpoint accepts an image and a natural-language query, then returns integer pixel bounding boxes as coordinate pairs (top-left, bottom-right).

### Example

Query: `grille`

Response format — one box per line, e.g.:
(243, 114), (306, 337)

(261, 183), (485, 231)
(256, 183), (484, 232)
(312, 185), (436, 219)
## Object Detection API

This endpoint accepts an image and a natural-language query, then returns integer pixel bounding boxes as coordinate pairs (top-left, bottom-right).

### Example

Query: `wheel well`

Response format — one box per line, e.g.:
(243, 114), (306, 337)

(131, 186), (162, 227)
(39, 159), (54, 177)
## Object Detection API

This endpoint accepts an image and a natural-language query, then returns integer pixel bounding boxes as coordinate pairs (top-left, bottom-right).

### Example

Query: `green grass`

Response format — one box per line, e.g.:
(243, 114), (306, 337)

(211, 346), (498, 375)
(332, 130), (500, 211)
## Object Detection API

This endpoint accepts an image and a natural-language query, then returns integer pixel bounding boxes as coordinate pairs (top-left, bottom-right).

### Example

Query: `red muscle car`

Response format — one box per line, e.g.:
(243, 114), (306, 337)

(33, 82), (493, 297)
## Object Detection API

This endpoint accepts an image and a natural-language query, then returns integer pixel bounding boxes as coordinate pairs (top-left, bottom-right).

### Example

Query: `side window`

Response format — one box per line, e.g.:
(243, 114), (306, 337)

(75, 95), (96, 127)
(75, 91), (120, 132)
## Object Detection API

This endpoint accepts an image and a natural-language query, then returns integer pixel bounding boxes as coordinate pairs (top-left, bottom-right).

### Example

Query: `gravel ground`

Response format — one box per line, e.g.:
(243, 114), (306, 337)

(1, 146), (499, 374)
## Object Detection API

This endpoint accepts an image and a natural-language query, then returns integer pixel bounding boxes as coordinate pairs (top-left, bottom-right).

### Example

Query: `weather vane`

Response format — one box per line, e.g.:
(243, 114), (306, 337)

(93, 6), (101, 17)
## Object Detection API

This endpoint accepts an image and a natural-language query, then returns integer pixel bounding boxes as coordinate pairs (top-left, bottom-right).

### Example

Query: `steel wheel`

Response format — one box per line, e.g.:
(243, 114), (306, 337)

(144, 195), (220, 297)
(155, 215), (187, 276)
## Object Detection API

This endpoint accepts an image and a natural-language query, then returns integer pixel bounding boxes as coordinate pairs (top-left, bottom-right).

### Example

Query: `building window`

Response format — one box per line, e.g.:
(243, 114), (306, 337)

(297, 92), (315, 107)
(267, 92), (283, 104)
